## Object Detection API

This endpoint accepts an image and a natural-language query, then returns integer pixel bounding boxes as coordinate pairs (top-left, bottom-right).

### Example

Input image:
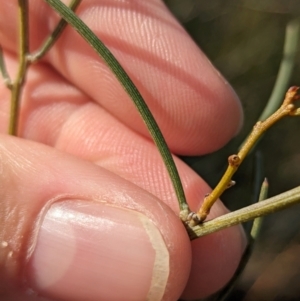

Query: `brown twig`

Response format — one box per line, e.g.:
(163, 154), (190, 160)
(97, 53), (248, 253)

(187, 86), (300, 226)
(9, 0), (29, 135)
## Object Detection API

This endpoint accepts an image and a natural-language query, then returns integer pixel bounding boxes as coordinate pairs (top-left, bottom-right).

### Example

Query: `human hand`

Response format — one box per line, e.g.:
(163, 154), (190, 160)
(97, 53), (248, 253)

(0, 1), (246, 300)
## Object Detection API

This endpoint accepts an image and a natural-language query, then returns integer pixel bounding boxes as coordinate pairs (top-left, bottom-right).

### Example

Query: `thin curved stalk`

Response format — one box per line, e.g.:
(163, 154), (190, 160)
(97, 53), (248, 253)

(0, 46), (12, 88)
(239, 17), (300, 150)
(43, 0), (189, 215)
(28, 0), (82, 62)
(250, 177), (268, 239)
(258, 17), (300, 121)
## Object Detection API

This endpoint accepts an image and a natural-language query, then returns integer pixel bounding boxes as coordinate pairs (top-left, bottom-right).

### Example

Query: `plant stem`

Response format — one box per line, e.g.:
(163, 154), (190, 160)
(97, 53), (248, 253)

(251, 177), (268, 239)
(238, 17), (300, 151)
(0, 46), (12, 88)
(188, 186), (300, 240)
(258, 17), (300, 121)
(188, 87), (299, 225)
(28, 0), (82, 62)
(9, 0), (29, 135)
(44, 0), (190, 215)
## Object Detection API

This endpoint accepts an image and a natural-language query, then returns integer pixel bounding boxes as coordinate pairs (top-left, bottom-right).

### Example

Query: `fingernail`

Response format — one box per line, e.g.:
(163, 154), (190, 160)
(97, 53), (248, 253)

(26, 200), (169, 301)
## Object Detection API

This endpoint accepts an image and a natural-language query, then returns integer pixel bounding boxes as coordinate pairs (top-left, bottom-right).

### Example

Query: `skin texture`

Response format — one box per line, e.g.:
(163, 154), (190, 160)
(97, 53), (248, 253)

(0, 1), (246, 301)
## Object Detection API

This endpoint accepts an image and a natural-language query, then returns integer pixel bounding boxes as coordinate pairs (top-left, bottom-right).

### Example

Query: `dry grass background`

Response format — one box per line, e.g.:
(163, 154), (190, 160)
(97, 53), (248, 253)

(163, 1), (300, 300)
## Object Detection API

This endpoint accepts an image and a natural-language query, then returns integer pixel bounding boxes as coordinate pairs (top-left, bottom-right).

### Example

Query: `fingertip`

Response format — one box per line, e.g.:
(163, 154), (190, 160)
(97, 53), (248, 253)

(164, 43), (244, 155)
(27, 201), (174, 301)
(25, 200), (192, 301)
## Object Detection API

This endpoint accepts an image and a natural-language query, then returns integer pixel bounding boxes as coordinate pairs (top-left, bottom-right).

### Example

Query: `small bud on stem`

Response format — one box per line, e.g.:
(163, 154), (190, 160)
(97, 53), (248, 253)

(187, 87), (300, 227)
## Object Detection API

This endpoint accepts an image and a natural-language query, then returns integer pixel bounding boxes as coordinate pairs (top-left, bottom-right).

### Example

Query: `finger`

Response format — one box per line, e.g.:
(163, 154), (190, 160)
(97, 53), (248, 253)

(0, 0), (243, 155)
(0, 134), (192, 301)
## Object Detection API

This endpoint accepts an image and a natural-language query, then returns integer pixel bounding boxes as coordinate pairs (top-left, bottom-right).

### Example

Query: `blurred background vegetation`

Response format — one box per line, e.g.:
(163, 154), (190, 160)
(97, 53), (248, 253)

(163, 1), (300, 300)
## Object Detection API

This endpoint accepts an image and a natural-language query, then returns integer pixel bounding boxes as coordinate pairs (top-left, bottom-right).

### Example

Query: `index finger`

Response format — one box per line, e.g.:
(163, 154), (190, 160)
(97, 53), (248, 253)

(0, 0), (243, 155)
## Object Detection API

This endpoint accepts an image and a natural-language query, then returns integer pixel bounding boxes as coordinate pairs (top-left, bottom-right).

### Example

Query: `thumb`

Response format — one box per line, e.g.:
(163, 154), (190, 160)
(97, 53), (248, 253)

(0, 134), (191, 301)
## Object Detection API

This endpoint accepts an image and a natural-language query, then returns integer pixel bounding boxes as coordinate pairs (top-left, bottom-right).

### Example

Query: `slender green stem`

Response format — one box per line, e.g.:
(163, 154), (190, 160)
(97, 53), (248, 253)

(44, 0), (189, 215)
(239, 17), (300, 150)
(0, 45), (12, 88)
(9, 0), (29, 135)
(251, 177), (268, 239)
(188, 186), (300, 240)
(28, 0), (82, 62)
(259, 17), (300, 121)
